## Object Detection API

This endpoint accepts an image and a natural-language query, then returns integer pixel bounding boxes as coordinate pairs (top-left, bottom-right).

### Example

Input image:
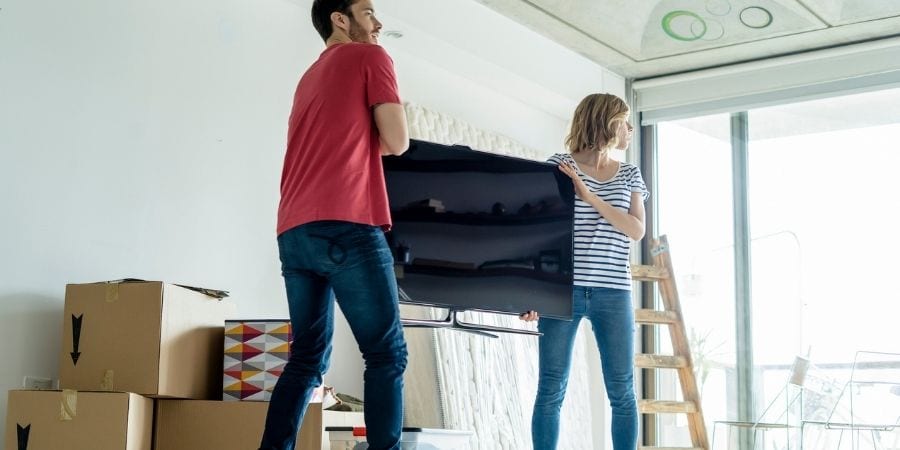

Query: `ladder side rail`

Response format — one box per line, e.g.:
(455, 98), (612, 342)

(651, 236), (710, 450)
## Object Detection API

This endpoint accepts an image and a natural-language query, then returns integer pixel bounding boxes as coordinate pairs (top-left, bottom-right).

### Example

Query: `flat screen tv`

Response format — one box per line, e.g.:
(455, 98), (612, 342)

(384, 139), (574, 336)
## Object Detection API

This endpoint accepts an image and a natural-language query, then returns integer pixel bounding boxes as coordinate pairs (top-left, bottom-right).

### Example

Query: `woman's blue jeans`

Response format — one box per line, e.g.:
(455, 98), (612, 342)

(532, 285), (638, 450)
(260, 221), (408, 450)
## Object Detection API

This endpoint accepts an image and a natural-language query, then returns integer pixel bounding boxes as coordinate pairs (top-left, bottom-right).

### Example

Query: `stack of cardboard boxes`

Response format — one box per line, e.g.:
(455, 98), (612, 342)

(3, 279), (322, 450)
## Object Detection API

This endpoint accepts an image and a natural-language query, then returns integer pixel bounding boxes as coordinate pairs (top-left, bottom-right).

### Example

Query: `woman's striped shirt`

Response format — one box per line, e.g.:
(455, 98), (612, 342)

(548, 153), (649, 291)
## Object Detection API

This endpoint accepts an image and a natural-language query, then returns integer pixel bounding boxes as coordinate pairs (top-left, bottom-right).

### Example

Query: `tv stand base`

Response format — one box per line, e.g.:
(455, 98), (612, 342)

(401, 308), (541, 338)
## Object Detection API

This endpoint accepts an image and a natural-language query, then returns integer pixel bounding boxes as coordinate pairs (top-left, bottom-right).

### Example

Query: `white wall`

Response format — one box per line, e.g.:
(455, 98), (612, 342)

(0, 1), (313, 442)
(0, 0), (617, 447)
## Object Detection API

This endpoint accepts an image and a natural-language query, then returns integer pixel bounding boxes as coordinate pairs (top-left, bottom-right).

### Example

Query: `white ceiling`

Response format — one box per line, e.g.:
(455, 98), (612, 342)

(285, 0), (620, 121)
(287, 0), (900, 131)
(472, 0), (900, 79)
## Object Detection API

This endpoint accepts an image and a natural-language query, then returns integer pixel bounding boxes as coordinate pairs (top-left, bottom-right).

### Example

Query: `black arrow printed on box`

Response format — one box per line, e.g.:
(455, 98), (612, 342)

(17, 424), (30, 450)
(71, 314), (83, 366)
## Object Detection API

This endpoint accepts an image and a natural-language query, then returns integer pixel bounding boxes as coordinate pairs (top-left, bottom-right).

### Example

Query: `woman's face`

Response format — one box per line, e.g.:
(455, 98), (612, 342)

(614, 112), (634, 150)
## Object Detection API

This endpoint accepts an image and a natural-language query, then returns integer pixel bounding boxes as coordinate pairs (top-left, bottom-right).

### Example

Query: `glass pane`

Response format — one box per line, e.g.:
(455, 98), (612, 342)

(748, 87), (900, 448)
(657, 114), (737, 446)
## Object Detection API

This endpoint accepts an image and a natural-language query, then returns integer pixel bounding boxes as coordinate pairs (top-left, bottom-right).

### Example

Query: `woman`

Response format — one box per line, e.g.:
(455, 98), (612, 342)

(527, 93), (648, 450)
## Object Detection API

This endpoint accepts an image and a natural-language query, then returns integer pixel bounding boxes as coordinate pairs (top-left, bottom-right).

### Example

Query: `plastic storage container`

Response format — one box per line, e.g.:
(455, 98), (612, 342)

(326, 426), (472, 450)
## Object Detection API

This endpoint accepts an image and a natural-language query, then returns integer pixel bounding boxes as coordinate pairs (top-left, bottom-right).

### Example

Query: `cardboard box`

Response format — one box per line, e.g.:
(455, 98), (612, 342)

(223, 319), (292, 401)
(4, 390), (153, 450)
(60, 279), (232, 399)
(154, 399), (322, 450)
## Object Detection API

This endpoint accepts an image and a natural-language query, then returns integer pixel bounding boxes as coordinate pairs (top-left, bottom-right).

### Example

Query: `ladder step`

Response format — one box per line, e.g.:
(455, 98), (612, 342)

(639, 400), (698, 414)
(635, 353), (688, 369)
(634, 309), (678, 325)
(632, 264), (670, 281)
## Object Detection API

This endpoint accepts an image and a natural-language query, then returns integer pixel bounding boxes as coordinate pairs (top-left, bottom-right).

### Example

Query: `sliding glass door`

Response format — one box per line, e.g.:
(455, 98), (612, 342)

(651, 86), (900, 449)
(655, 113), (737, 446)
(747, 90), (900, 448)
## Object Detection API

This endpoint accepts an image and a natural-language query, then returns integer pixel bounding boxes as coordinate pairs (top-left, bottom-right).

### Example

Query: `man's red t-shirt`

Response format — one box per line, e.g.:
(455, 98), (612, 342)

(277, 43), (401, 235)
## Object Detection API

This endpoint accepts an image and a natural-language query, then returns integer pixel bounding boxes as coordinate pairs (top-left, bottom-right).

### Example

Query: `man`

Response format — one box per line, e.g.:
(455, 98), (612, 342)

(259, 0), (409, 449)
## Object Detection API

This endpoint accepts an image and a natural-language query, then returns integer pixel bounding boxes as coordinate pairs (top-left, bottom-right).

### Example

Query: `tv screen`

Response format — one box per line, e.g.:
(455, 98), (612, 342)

(384, 139), (574, 321)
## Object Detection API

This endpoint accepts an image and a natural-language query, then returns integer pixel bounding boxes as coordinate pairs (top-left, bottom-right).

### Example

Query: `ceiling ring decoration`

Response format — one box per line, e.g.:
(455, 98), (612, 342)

(740, 6), (774, 29)
(661, 10), (708, 41)
(705, 0), (732, 17)
(699, 19), (726, 40)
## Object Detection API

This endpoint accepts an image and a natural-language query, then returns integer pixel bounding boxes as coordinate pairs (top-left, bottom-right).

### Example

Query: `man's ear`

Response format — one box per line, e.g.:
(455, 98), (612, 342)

(330, 11), (349, 34)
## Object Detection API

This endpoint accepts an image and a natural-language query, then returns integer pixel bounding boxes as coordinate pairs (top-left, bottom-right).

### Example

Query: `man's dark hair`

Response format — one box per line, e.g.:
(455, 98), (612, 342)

(311, 0), (356, 42)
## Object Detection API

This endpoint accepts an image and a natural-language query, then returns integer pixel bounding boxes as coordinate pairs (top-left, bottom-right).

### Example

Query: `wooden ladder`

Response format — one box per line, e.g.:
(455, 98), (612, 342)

(632, 235), (709, 450)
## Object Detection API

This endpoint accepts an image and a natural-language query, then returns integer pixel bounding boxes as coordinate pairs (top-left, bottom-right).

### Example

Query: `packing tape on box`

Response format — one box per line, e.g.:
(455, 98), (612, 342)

(100, 369), (114, 391)
(105, 283), (119, 303)
(59, 390), (77, 421)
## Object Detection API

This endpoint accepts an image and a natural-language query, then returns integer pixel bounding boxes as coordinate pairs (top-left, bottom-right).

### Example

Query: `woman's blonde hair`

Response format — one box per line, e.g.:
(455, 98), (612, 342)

(565, 93), (630, 154)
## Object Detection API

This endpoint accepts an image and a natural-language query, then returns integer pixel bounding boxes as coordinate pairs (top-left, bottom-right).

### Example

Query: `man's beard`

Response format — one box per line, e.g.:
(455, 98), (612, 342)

(347, 17), (370, 43)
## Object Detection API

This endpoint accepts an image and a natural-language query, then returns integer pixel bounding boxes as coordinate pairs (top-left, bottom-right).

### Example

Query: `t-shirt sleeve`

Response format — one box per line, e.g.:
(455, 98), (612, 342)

(628, 165), (650, 202)
(363, 46), (401, 107)
(547, 153), (565, 165)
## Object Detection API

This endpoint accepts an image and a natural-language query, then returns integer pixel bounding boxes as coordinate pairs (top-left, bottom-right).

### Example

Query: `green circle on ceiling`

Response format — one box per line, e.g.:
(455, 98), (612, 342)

(662, 10), (707, 41)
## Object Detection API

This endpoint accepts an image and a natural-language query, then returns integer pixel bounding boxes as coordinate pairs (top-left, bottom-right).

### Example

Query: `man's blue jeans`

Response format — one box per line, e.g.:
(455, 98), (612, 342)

(260, 221), (408, 450)
(532, 286), (638, 450)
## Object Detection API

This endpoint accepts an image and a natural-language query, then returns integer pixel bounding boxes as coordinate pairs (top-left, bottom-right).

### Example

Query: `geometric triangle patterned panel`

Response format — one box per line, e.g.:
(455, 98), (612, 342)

(266, 362), (287, 377)
(268, 323), (291, 334)
(268, 351), (290, 363)
(266, 342), (291, 353)
(222, 320), (292, 402)
(223, 379), (242, 393)
(224, 366), (264, 381)
(244, 335), (268, 346)
(223, 369), (243, 380)
(268, 331), (292, 343)
(223, 390), (242, 401)
(223, 355), (241, 371)
(222, 379), (273, 401)
(223, 323), (265, 341)
(265, 333), (290, 344)
(240, 326), (265, 341)
(238, 381), (263, 398)
(223, 375), (240, 392)
(244, 353), (270, 366)
(264, 371), (281, 383)
(224, 322), (242, 336)
(224, 342), (243, 354)
(224, 343), (264, 360)
(242, 371), (266, 382)
(246, 361), (267, 371)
